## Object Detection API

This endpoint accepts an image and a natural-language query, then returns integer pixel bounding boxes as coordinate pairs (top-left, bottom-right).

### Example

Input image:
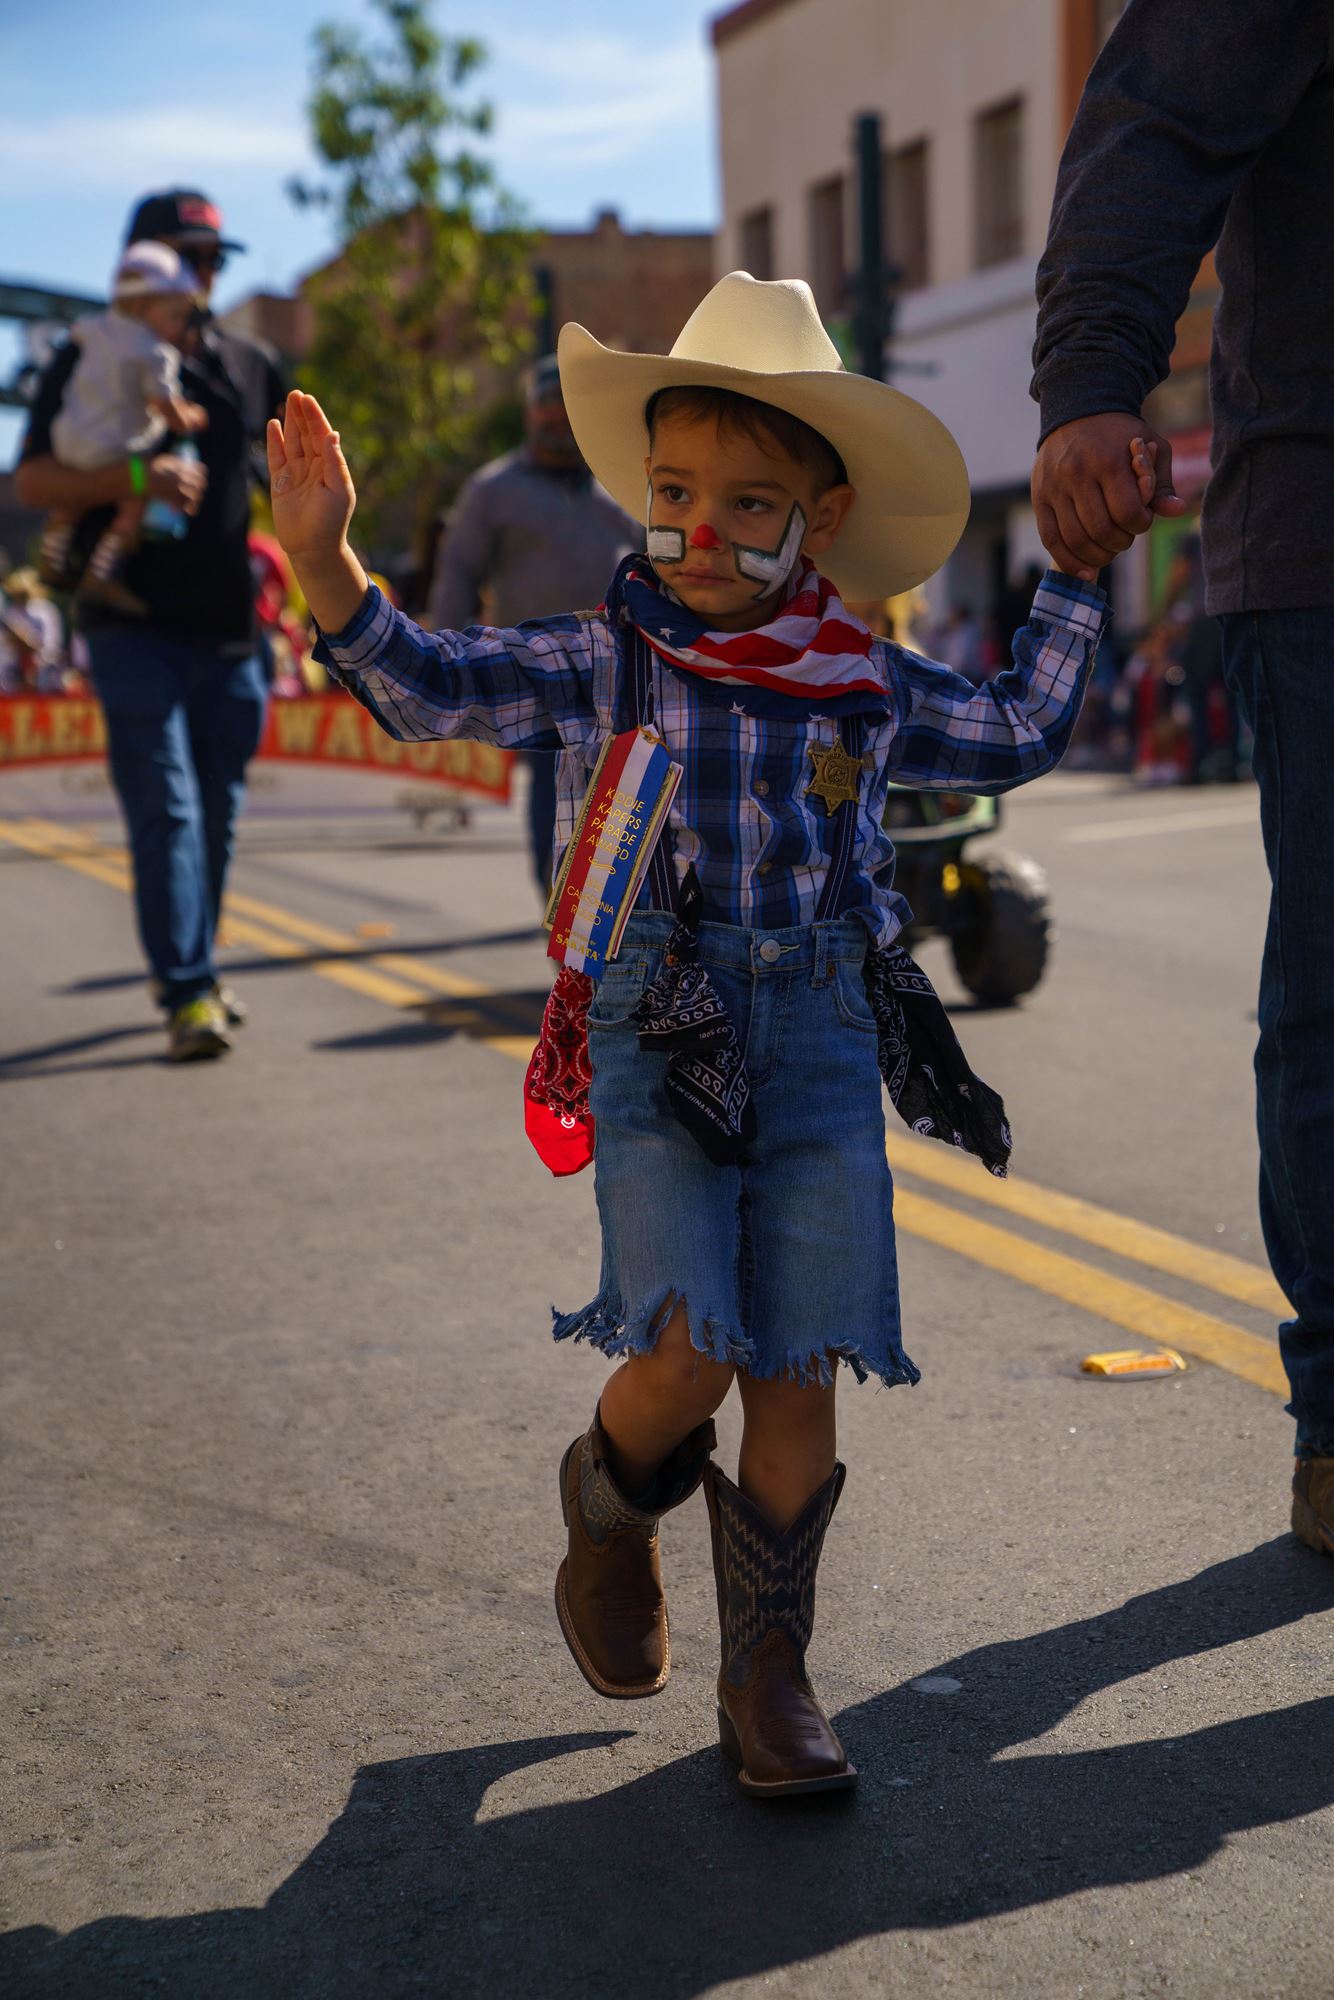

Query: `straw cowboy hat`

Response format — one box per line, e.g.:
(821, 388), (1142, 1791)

(557, 270), (970, 600)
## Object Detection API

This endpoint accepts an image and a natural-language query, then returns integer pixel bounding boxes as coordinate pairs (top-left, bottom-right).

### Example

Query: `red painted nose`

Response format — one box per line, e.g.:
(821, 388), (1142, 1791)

(689, 523), (724, 551)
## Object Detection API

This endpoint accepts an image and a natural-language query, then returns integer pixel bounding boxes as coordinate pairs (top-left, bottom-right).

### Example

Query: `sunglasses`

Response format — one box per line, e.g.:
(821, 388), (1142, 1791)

(179, 244), (229, 276)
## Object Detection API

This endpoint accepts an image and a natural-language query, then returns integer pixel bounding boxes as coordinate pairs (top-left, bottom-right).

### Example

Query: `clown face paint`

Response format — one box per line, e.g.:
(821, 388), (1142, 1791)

(732, 501), (807, 601)
(645, 478), (809, 603)
(645, 480), (687, 568)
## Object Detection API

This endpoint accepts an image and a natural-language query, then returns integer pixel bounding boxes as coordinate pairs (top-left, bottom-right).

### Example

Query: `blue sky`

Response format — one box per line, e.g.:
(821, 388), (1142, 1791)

(2, 0), (722, 454)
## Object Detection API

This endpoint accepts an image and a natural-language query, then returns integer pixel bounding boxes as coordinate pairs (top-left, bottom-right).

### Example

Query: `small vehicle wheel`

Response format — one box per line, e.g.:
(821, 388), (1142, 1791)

(949, 851), (1051, 1006)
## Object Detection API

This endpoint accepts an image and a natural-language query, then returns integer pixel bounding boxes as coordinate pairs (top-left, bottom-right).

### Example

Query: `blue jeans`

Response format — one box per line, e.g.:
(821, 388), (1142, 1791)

(553, 912), (916, 1392)
(88, 629), (267, 1011)
(1222, 610), (1334, 1455)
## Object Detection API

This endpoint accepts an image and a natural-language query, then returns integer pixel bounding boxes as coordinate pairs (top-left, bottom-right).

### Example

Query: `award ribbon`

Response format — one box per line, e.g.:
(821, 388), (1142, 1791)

(544, 727), (682, 980)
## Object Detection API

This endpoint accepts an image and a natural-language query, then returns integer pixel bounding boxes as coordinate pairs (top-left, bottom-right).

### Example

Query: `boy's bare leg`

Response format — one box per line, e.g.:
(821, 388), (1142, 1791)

(598, 1298), (735, 1494)
(736, 1367), (838, 1530)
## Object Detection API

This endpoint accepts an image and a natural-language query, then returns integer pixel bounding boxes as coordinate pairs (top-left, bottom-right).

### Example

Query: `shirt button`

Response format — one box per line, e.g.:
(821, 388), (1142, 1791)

(758, 938), (782, 963)
(757, 861), (773, 876)
(754, 778), (770, 796)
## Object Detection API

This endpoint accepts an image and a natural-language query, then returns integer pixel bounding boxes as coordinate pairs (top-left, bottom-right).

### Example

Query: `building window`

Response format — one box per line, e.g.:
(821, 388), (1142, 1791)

(974, 98), (1025, 268)
(885, 140), (929, 293)
(808, 175), (846, 316)
(740, 206), (775, 281)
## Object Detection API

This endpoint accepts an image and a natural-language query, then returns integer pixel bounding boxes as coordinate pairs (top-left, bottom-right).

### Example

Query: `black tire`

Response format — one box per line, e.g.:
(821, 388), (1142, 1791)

(949, 850), (1051, 1007)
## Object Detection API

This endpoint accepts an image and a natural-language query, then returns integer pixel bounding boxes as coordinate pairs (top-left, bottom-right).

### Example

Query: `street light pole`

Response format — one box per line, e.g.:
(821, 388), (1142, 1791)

(854, 111), (888, 383)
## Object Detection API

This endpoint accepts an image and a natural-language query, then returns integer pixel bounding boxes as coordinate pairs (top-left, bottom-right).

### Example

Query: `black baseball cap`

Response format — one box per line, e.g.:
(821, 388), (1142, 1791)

(124, 189), (246, 254)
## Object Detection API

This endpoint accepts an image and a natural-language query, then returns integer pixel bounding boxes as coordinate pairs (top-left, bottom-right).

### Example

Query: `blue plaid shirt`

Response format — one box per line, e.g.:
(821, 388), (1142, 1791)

(317, 570), (1107, 946)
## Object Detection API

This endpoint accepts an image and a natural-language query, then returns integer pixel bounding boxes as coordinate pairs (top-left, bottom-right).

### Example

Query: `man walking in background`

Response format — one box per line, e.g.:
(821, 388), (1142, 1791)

(16, 189), (285, 1061)
(428, 356), (639, 898)
(1030, 0), (1334, 1550)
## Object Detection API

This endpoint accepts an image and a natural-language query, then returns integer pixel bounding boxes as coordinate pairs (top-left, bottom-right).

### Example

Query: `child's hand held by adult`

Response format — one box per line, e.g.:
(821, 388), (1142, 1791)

(1032, 411), (1186, 582)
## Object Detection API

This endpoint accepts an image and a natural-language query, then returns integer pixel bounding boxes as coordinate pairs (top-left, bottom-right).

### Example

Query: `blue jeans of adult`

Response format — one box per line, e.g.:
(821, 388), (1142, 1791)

(1222, 610), (1334, 1456)
(88, 628), (267, 1012)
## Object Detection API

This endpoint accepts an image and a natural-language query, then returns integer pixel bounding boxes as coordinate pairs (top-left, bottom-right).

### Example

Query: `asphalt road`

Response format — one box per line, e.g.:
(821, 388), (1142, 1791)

(1, 762), (1331, 2000)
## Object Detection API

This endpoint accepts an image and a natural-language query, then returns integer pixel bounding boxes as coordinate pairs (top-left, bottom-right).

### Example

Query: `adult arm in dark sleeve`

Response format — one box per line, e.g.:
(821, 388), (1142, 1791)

(426, 473), (494, 629)
(1030, 0), (1330, 571)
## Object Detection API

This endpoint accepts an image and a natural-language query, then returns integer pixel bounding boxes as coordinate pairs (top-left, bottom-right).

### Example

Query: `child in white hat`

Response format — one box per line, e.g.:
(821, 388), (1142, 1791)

(39, 241), (209, 611)
(268, 273), (1110, 1798)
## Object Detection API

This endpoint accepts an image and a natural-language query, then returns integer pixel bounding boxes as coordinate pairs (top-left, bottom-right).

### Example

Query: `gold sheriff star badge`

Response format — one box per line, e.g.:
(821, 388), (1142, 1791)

(805, 738), (862, 811)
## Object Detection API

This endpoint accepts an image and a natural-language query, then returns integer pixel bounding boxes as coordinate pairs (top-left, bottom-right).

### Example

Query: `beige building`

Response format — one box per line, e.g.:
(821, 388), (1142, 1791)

(711, 0), (1158, 629)
(221, 209), (713, 373)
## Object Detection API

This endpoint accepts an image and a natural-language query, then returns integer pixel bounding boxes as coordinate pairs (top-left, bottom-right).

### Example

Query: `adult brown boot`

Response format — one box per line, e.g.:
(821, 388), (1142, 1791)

(1292, 1456), (1334, 1555)
(556, 1405), (715, 1699)
(704, 1461), (856, 1797)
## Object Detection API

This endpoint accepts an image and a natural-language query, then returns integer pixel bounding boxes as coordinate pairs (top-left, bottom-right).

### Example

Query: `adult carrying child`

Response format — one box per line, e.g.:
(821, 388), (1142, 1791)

(269, 273), (1107, 1798)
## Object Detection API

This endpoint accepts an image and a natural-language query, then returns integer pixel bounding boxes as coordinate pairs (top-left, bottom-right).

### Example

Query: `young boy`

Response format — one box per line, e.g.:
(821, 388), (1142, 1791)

(40, 240), (209, 612)
(268, 273), (1109, 1798)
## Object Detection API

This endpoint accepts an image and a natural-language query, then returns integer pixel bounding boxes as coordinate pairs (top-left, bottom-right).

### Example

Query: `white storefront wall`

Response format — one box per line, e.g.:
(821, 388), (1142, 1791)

(714, 0), (1070, 611)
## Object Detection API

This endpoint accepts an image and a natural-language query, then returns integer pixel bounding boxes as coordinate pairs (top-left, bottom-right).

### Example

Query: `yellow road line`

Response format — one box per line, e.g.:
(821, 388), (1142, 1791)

(4, 813), (1286, 1400)
(4, 816), (526, 1031)
(17, 821), (530, 1018)
(895, 1187), (1287, 1396)
(0, 816), (132, 893)
(886, 1134), (1287, 1318)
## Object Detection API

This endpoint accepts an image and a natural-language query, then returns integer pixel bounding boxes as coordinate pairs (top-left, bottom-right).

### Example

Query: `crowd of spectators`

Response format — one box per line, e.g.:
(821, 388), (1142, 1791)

(4, 525), (1249, 789)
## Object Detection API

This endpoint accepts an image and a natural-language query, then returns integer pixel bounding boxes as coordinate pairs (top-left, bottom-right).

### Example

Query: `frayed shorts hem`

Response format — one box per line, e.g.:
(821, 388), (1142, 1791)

(551, 1285), (920, 1392)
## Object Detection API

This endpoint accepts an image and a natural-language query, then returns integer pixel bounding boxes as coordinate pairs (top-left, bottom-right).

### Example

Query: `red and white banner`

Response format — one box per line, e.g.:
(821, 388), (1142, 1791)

(0, 695), (512, 802)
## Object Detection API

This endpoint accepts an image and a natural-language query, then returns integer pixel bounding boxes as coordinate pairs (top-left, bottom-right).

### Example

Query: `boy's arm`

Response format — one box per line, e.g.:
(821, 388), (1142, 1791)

(271, 391), (586, 747)
(885, 571), (1107, 793)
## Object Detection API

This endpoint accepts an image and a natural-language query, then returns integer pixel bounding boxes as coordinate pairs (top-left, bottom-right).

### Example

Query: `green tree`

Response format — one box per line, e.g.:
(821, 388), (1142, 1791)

(290, 0), (535, 568)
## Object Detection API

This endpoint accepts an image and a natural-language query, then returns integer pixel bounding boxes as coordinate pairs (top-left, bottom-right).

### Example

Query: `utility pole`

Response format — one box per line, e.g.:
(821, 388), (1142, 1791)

(853, 111), (892, 383)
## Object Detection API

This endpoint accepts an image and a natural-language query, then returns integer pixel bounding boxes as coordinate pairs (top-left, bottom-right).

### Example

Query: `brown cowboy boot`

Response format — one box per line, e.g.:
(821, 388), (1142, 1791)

(1292, 1456), (1334, 1555)
(704, 1460), (856, 1797)
(556, 1405), (716, 1699)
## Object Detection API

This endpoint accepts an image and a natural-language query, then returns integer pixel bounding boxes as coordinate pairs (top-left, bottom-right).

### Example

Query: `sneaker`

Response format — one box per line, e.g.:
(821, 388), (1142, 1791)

(167, 996), (232, 1063)
(212, 982), (247, 1028)
(1292, 1456), (1334, 1556)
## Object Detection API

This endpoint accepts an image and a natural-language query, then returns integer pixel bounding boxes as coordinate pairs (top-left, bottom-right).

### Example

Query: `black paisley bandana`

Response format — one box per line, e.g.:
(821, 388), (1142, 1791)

(634, 867), (756, 1165)
(863, 944), (1013, 1176)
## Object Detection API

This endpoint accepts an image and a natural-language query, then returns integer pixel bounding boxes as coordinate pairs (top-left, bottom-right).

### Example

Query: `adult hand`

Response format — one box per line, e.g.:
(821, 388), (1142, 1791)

(147, 451), (208, 516)
(266, 390), (356, 567)
(1032, 412), (1186, 577)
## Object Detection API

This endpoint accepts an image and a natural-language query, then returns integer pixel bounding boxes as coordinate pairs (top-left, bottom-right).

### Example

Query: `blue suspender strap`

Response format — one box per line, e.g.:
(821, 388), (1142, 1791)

(813, 715), (865, 923)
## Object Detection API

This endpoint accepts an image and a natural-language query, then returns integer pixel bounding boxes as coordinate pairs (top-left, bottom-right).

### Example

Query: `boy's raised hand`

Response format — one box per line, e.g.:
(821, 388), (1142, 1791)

(267, 390), (369, 634)
(267, 391), (356, 568)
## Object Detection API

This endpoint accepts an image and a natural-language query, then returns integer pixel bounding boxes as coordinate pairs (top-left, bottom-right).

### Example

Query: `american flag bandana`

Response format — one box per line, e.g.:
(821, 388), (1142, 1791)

(608, 556), (887, 718)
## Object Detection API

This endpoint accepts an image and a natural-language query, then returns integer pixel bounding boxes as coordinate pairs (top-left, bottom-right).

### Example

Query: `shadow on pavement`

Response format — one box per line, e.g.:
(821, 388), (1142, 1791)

(0, 1023), (162, 1081)
(57, 929), (546, 997)
(5, 1538), (1332, 1999)
(311, 988), (551, 1051)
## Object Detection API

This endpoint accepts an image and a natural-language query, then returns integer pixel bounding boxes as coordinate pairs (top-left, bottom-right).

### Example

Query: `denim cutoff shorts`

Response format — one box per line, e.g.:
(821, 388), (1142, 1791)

(552, 911), (918, 1390)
